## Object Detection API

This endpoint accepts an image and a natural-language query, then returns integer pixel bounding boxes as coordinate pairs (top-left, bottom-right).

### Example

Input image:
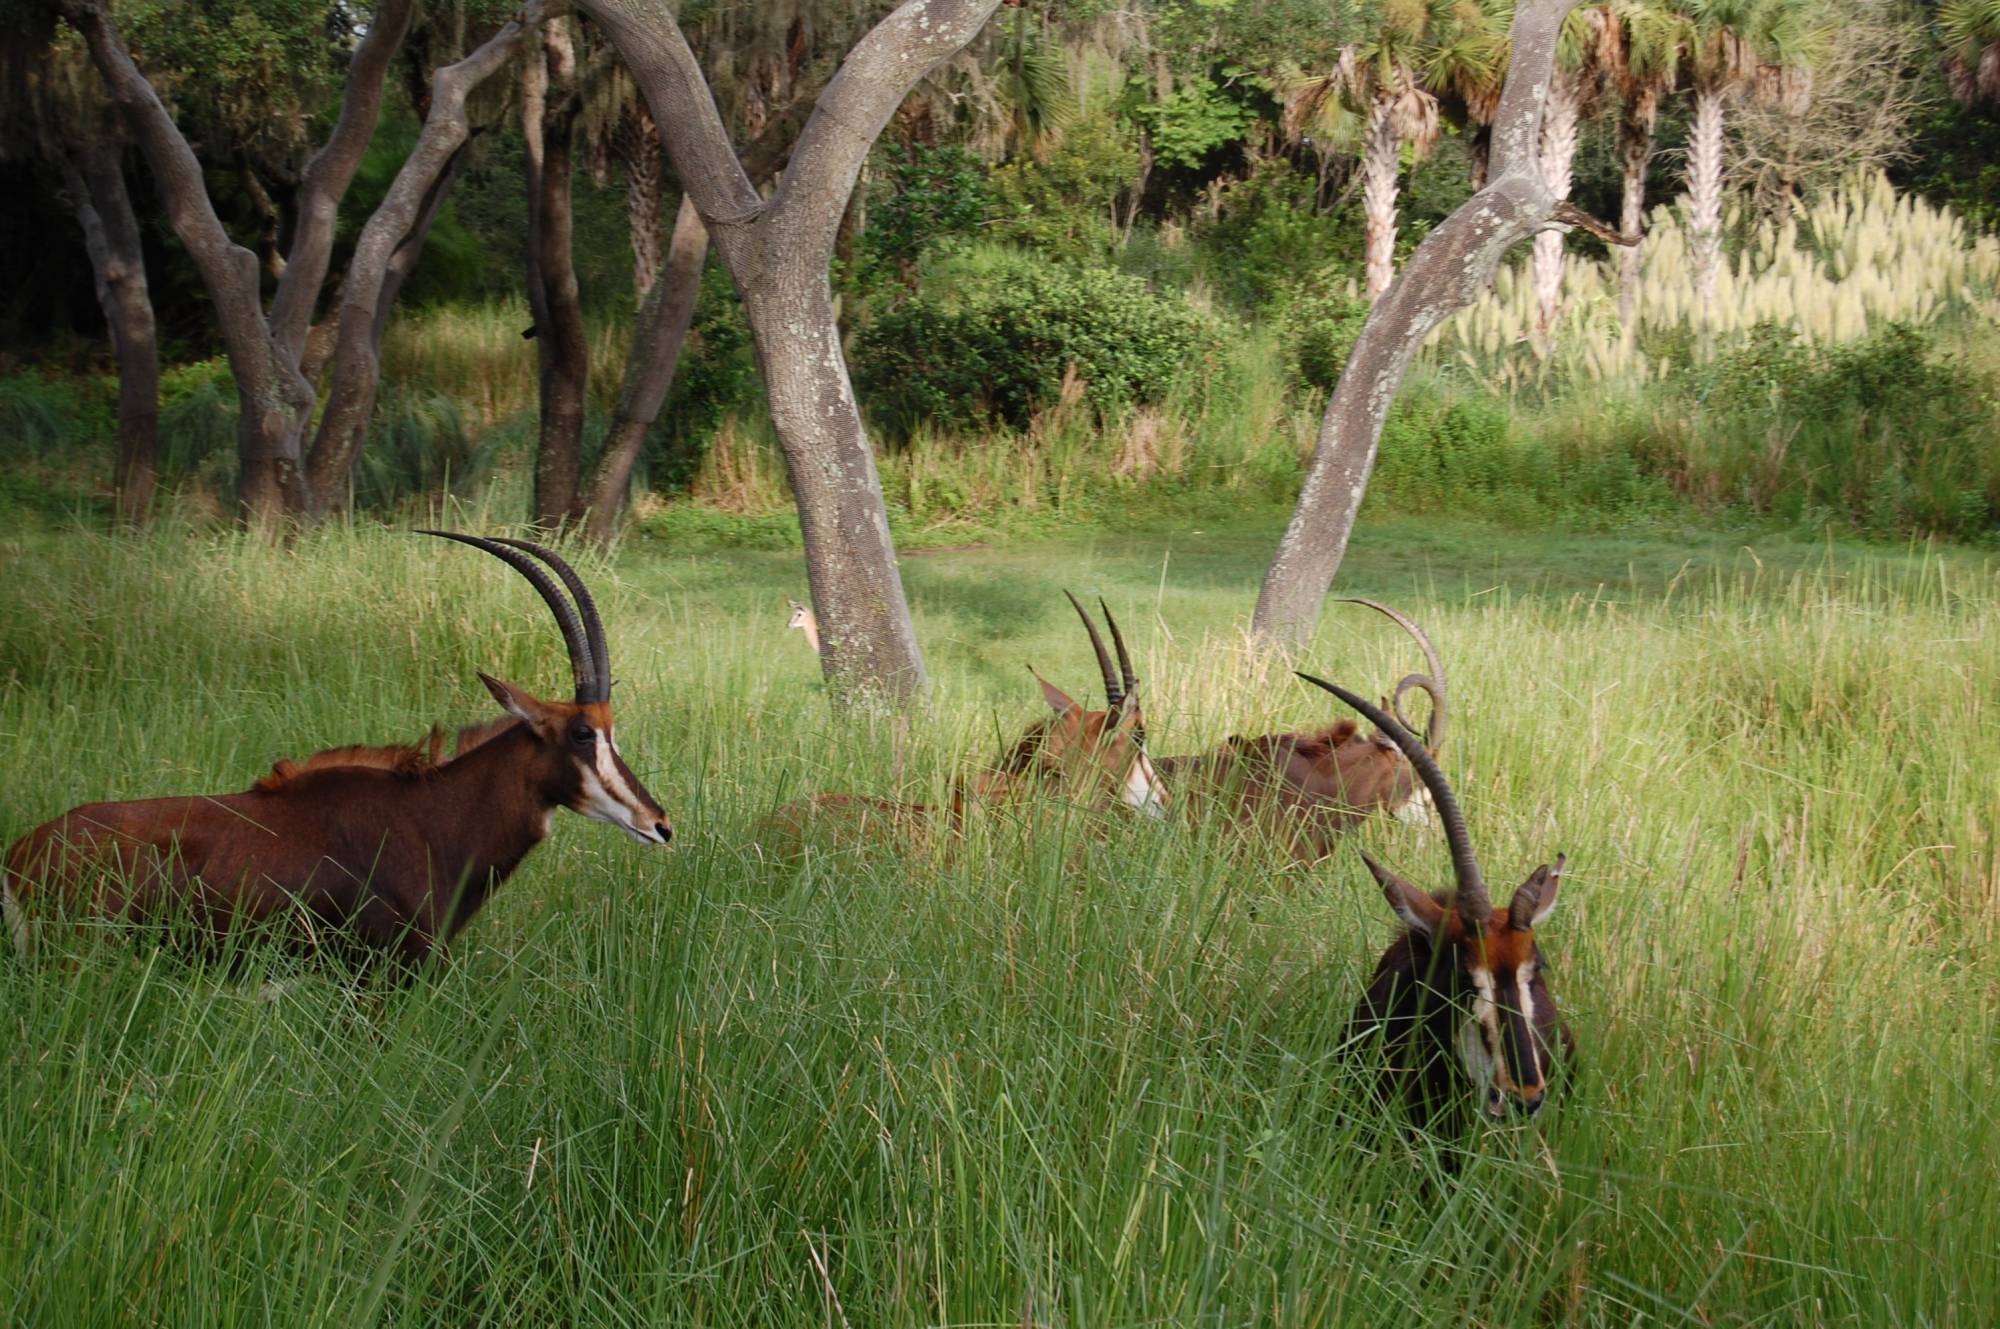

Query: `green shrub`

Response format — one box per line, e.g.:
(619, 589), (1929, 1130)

(0, 373), (105, 458)
(865, 145), (994, 272)
(1686, 323), (1998, 540)
(353, 386), (493, 510)
(1284, 282), (1369, 393)
(647, 264), (763, 493)
(987, 115), (1139, 262)
(855, 250), (1227, 437)
(1194, 160), (1355, 311)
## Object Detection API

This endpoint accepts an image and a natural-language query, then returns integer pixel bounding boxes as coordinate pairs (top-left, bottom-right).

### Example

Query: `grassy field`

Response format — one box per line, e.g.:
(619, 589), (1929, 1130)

(2, 516), (1997, 1326)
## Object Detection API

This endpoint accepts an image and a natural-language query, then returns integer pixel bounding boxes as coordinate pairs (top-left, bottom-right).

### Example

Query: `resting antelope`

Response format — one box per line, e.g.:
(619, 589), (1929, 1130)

(2, 533), (670, 973)
(1155, 599), (1449, 859)
(1297, 673), (1571, 1129)
(762, 593), (1164, 853)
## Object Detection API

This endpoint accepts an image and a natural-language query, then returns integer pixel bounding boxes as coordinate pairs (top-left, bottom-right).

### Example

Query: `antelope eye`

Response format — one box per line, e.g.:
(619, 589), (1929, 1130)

(569, 722), (596, 746)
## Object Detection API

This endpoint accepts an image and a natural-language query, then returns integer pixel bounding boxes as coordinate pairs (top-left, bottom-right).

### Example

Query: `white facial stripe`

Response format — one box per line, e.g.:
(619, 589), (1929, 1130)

(1515, 961), (1544, 1089)
(576, 729), (666, 844)
(1122, 750), (1167, 819)
(1394, 787), (1433, 826)
(1464, 967), (1514, 1097)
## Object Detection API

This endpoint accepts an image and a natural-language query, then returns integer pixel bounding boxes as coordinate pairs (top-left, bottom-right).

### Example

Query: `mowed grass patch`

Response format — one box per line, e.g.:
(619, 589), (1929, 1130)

(1, 521), (1997, 1326)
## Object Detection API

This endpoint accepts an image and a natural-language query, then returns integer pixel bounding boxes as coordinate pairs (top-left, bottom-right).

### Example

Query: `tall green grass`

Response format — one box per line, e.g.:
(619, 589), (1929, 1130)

(2, 523), (1996, 1324)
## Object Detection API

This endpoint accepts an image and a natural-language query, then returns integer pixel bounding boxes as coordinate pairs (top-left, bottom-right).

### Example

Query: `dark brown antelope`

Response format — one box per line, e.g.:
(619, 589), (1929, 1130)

(763, 593), (1163, 853)
(2, 533), (670, 973)
(1296, 673), (1570, 1129)
(1154, 599), (1450, 859)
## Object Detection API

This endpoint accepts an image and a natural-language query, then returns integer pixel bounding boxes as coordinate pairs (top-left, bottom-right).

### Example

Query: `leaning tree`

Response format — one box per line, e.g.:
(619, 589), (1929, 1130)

(574, 0), (1007, 703)
(1251, 0), (1640, 646)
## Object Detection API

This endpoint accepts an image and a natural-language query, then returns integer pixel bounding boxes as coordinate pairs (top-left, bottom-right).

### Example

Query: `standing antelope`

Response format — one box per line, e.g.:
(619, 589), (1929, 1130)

(1154, 599), (1449, 859)
(763, 593), (1164, 852)
(1296, 673), (1571, 1128)
(2, 533), (670, 973)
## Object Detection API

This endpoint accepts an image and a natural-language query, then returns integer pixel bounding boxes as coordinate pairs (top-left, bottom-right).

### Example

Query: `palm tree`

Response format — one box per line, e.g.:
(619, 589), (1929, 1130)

(1531, 6), (1615, 335)
(1424, 0), (1512, 191)
(1287, 3), (1484, 301)
(1602, 0), (1687, 323)
(1672, 0), (1812, 302)
(1940, 0), (2000, 106)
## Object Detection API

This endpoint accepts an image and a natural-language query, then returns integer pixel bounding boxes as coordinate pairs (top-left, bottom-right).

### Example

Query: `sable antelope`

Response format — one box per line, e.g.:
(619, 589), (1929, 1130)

(763, 593), (1164, 852)
(2, 533), (670, 973)
(786, 598), (821, 655)
(1296, 674), (1570, 1128)
(1154, 599), (1450, 859)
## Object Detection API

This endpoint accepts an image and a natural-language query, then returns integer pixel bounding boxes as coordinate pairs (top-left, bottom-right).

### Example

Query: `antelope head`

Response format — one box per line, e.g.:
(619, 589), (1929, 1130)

(422, 532), (672, 846)
(786, 598), (822, 655)
(1298, 673), (1567, 1123)
(999, 593), (1165, 818)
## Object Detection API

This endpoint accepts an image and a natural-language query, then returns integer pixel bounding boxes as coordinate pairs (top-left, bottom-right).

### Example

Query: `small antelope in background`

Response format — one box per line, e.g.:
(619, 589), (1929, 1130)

(786, 598), (821, 655)
(763, 593), (1165, 852)
(2, 533), (670, 974)
(1155, 599), (1449, 859)
(1296, 673), (1571, 1129)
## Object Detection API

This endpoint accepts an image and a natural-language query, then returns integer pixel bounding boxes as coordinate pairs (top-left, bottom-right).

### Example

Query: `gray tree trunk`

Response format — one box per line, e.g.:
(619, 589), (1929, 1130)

(574, 0), (1004, 704)
(1251, 0), (1636, 645)
(63, 145), (159, 527)
(582, 193), (708, 546)
(303, 6), (544, 512)
(620, 107), (665, 301)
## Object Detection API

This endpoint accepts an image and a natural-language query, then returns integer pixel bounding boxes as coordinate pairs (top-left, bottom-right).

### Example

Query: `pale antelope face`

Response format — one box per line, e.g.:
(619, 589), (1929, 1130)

(786, 600), (812, 632)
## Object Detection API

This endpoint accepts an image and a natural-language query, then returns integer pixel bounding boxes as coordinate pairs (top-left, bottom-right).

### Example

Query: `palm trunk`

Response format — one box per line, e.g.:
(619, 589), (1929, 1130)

(529, 24), (590, 526)
(1687, 87), (1726, 305)
(583, 193), (708, 545)
(64, 146), (159, 527)
(1361, 97), (1400, 302)
(1531, 69), (1580, 338)
(620, 107), (664, 301)
(1617, 91), (1656, 327)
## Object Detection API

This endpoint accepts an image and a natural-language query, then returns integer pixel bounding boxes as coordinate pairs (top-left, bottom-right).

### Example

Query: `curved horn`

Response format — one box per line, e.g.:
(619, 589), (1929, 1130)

(1338, 598), (1448, 750)
(1064, 590), (1123, 708)
(489, 537), (609, 703)
(1099, 597), (1138, 698)
(417, 531), (598, 703)
(1295, 672), (1490, 928)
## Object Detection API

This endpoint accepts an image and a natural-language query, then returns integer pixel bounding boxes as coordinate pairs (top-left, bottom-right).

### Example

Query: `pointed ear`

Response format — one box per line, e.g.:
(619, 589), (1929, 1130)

(1360, 849), (1445, 937)
(1508, 854), (1564, 930)
(1031, 668), (1080, 715)
(479, 671), (545, 724)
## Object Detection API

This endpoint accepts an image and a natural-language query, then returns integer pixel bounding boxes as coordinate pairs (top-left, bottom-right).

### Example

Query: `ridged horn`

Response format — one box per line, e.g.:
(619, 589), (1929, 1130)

(489, 537), (609, 703)
(1099, 597), (1138, 699)
(1064, 590), (1123, 709)
(418, 531), (599, 703)
(1337, 598), (1448, 750)
(1295, 672), (1490, 929)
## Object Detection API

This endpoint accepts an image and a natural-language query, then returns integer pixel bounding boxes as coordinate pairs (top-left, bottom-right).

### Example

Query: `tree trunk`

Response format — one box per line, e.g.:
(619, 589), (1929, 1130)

(530, 23), (590, 527)
(303, 6), (544, 511)
(582, 193), (708, 545)
(620, 105), (664, 301)
(1360, 97), (1399, 301)
(1532, 68), (1581, 338)
(576, 0), (1005, 704)
(1252, 0), (1623, 645)
(64, 146), (159, 527)
(1687, 87), (1726, 305)
(742, 279), (926, 698)
(1617, 92), (1656, 327)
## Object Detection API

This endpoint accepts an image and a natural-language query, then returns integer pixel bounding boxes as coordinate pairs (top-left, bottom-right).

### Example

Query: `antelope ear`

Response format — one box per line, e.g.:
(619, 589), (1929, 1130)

(1361, 850), (1445, 937)
(1032, 669), (1080, 715)
(479, 672), (546, 724)
(1508, 855), (1564, 930)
